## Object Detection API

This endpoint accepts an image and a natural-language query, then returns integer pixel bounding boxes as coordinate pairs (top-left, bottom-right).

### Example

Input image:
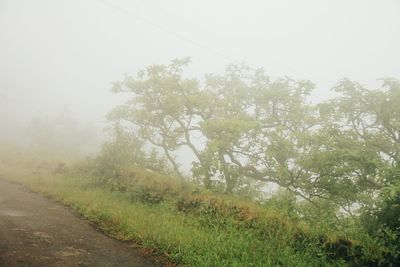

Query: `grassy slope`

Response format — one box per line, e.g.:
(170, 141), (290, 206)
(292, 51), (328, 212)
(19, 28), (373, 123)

(0, 159), (351, 267)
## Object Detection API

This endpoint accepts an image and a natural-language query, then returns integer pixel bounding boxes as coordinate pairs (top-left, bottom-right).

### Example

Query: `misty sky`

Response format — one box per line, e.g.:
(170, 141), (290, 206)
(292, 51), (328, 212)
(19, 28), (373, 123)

(1, 0), (399, 133)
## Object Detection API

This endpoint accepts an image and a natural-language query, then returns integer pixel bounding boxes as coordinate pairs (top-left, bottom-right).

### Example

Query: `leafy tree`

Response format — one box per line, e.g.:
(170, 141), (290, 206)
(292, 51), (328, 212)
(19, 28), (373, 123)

(315, 78), (400, 211)
(109, 59), (399, 212)
(109, 59), (321, 196)
(107, 60), (400, 264)
(109, 58), (217, 184)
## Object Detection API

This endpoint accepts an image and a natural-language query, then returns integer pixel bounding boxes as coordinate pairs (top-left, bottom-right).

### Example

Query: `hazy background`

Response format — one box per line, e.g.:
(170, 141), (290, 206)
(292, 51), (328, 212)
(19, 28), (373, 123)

(1, 0), (399, 151)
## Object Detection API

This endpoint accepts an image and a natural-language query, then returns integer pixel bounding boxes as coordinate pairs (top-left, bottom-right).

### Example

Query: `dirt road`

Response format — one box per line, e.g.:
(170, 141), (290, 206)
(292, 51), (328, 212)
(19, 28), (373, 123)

(0, 179), (162, 267)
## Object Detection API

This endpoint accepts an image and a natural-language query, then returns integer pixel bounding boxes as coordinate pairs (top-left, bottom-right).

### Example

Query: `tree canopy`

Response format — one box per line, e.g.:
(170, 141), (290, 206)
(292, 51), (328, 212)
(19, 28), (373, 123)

(108, 59), (400, 214)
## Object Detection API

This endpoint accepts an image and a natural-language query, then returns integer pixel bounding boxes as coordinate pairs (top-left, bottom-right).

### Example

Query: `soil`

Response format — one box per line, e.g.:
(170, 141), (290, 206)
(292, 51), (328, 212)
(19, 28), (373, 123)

(0, 179), (163, 267)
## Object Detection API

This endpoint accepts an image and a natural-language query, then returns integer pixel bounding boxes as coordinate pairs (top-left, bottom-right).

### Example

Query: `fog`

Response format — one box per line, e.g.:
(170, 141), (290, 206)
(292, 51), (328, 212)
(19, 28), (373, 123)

(1, 2), (400, 265)
(1, 0), (399, 151)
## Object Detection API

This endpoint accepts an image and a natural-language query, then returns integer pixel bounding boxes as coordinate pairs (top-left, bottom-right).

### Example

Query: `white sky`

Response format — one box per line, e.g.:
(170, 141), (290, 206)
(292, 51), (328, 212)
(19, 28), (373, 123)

(1, 0), (399, 130)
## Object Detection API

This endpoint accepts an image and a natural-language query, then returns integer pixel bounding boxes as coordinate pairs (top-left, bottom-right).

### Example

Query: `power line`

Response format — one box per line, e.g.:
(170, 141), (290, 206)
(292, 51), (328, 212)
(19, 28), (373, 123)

(96, 0), (238, 63)
(94, 0), (324, 101)
(96, 1), (303, 72)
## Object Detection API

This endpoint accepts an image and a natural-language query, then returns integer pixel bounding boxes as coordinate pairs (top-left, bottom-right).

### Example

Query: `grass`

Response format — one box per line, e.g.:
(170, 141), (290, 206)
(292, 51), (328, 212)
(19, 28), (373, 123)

(0, 157), (372, 266)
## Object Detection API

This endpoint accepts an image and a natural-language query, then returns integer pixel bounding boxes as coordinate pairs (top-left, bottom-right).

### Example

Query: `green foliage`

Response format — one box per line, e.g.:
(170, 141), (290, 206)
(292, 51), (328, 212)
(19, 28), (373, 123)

(106, 61), (400, 265)
(90, 122), (172, 182)
(71, 154), (388, 266)
(379, 180), (400, 232)
(109, 60), (400, 204)
(94, 123), (146, 176)
(109, 59), (324, 198)
(360, 178), (400, 265)
(0, 153), (392, 266)
(3, 58), (400, 265)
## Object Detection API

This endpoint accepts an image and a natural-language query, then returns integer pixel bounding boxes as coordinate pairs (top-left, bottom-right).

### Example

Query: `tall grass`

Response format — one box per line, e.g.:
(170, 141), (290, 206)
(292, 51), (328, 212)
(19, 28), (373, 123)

(0, 157), (385, 266)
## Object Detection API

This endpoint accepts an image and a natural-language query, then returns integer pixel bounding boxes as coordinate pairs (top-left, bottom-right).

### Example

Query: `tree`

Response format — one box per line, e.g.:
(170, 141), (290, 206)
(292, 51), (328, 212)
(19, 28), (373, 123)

(108, 58), (207, 181)
(109, 59), (399, 210)
(109, 59), (320, 196)
(314, 78), (400, 211)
